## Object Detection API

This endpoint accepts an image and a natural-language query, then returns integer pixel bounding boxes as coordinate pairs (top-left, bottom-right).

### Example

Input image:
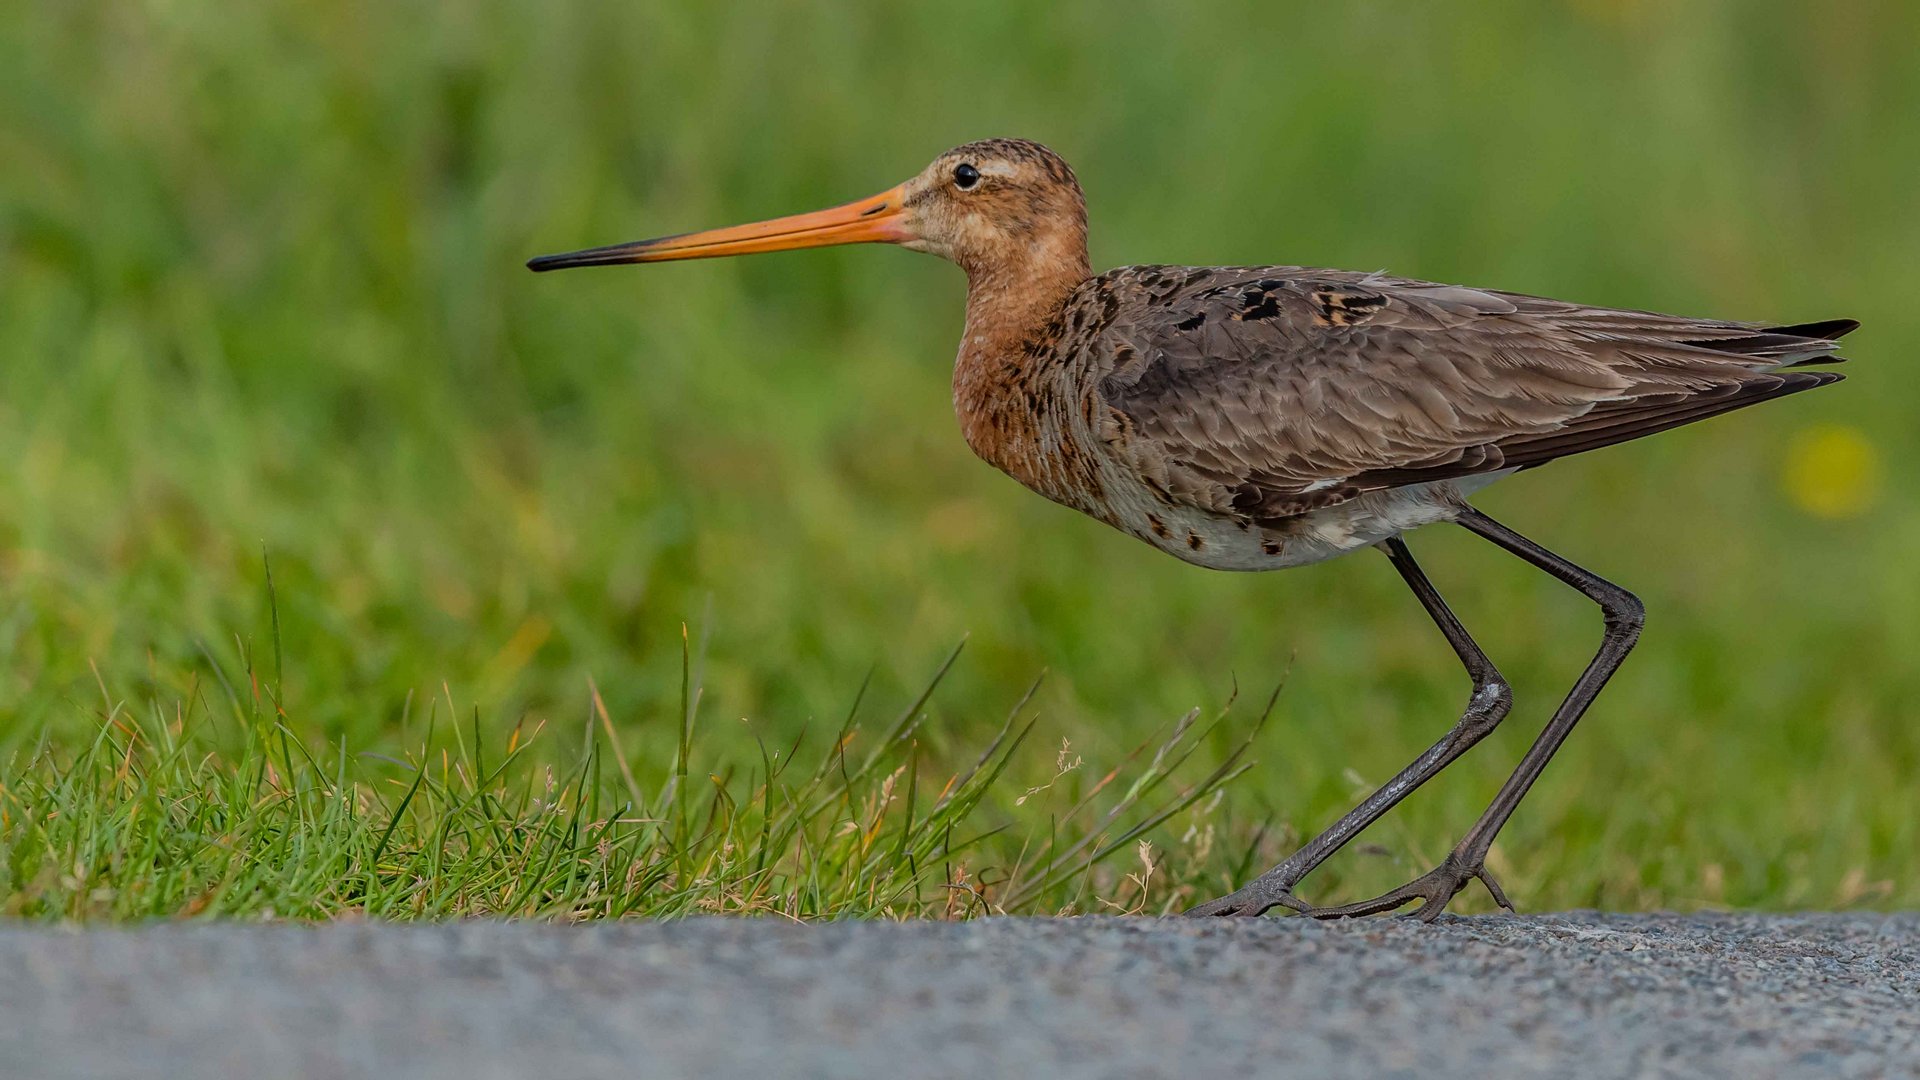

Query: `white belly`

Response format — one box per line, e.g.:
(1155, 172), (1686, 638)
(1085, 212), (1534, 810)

(1106, 471), (1515, 571)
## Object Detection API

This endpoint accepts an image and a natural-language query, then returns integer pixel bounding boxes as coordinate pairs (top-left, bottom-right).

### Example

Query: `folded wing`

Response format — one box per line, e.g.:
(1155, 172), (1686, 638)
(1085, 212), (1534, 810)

(1092, 268), (1852, 520)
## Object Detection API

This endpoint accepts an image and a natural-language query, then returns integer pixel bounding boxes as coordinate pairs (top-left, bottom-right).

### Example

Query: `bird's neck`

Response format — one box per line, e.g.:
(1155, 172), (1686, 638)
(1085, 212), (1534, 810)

(956, 224), (1092, 352)
(952, 240), (1094, 495)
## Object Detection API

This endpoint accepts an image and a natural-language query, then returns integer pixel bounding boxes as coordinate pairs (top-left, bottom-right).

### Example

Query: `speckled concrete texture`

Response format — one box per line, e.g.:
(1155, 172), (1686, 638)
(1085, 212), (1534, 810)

(0, 913), (1914, 1079)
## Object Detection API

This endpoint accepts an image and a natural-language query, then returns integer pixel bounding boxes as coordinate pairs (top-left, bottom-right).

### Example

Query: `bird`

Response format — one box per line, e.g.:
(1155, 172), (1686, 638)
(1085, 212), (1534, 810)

(529, 138), (1855, 920)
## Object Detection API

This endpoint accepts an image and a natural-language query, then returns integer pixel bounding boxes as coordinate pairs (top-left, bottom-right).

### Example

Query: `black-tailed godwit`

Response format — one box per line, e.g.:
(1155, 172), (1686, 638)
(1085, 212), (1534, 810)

(530, 139), (1855, 919)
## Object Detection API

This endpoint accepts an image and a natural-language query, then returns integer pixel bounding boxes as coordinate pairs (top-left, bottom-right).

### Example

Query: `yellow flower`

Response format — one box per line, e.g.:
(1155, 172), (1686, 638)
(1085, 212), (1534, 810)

(1782, 424), (1881, 519)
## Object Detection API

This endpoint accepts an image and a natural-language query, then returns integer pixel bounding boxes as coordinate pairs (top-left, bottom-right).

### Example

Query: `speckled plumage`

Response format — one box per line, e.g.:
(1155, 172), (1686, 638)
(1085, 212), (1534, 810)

(958, 258), (1849, 570)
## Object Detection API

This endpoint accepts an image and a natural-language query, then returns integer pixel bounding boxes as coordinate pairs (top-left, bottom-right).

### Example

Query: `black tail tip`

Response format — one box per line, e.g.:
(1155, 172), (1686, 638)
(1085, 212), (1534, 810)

(1770, 318), (1861, 341)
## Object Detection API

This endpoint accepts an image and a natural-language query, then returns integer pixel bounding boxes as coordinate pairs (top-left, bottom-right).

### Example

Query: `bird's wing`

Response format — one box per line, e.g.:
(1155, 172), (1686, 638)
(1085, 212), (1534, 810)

(1089, 267), (1852, 520)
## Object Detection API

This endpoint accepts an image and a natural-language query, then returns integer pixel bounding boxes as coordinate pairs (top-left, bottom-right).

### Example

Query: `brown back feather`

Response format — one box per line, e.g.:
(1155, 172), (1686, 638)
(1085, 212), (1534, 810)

(1088, 267), (1852, 520)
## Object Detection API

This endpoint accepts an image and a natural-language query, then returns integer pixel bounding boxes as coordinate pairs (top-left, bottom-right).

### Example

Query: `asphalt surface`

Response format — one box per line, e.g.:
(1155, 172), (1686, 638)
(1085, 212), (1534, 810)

(1, 913), (1914, 1080)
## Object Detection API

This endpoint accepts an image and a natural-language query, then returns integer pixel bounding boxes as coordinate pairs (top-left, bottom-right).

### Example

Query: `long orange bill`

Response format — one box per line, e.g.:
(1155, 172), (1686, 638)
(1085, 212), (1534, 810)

(527, 185), (910, 271)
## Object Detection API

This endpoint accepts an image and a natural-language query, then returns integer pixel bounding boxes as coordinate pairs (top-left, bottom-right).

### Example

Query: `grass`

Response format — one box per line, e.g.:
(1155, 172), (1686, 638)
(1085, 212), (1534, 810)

(1, 1), (1916, 920)
(2, 614), (1268, 920)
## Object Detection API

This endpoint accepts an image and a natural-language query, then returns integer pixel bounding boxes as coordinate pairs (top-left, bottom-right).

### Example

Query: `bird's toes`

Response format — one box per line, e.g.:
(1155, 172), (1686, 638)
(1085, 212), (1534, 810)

(1475, 865), (1514, 911)
(1181, 883), (1306, 919)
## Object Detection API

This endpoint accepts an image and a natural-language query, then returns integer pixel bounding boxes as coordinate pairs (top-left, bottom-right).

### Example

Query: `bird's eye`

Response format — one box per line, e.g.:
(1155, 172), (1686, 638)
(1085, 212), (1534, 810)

(953, 163), (981, 190)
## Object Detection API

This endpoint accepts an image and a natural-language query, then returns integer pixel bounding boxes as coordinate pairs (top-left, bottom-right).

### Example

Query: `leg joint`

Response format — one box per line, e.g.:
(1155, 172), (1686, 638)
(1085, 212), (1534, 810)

(1461, 677), (1513, 734)
(1603, 586), (1645, 634)
(1478, 676), (1513, 713)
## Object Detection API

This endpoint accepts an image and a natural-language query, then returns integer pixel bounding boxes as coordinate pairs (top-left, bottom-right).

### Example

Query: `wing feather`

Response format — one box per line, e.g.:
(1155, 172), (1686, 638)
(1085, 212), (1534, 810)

(1089, 268), (1851, 520)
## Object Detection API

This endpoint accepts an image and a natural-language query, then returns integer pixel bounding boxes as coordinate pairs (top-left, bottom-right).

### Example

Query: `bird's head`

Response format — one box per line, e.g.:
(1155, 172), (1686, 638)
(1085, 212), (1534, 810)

(528, 138), (1089, 286)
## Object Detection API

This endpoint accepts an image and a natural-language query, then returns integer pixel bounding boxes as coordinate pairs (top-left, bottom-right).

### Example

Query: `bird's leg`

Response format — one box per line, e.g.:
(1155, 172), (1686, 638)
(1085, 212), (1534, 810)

(1184, 536), (1513, 918)
(1305, 506), (1643, 921)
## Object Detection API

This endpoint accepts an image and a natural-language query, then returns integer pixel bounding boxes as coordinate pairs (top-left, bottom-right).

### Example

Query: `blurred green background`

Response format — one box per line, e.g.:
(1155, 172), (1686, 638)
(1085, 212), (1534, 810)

(1, 0), (1914, 910)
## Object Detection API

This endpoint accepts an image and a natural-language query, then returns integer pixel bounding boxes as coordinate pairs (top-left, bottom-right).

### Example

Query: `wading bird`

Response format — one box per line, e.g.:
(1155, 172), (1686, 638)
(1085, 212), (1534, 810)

(529, 139), (1854, 919)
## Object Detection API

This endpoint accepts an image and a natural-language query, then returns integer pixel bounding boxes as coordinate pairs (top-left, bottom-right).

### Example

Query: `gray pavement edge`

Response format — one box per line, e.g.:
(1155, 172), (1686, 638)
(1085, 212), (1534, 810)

(0, 912), (1915, 1080)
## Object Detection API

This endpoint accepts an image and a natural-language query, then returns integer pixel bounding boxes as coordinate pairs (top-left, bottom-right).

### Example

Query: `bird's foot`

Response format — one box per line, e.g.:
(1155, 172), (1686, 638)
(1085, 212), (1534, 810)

(1296, 853), (1512, 922)
(1181, 877), (1314, 918)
